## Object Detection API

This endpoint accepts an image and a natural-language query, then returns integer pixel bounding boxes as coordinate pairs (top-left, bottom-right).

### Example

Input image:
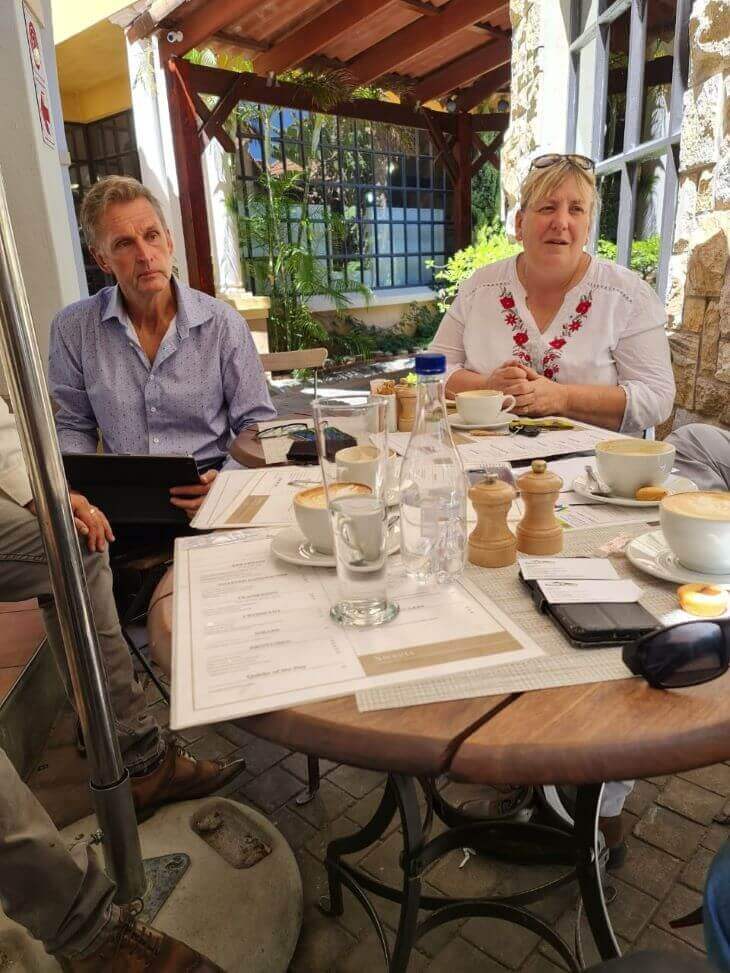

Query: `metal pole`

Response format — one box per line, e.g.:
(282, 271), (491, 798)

(0, 168), (145, 902)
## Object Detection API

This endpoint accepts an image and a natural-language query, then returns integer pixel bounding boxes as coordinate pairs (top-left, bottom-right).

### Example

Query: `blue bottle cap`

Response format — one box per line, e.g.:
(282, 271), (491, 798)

(414, 352), (446, 375)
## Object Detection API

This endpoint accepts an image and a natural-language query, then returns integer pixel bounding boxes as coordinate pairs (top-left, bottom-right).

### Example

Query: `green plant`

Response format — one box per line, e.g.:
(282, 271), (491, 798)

(596, 236), (659, 281)
(431, 220), (520, 311)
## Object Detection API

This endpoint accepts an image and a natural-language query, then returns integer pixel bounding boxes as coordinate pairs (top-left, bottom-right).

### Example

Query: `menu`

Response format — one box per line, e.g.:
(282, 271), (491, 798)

(169, 531), (544, 729)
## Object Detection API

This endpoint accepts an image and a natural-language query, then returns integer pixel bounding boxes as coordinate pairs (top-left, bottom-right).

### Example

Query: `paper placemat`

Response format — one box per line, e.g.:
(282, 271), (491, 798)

(356, 522), (689, 712)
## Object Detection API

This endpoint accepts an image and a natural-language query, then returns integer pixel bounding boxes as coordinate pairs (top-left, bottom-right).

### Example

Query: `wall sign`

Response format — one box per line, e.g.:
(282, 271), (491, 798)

(23, 2), (55, 149)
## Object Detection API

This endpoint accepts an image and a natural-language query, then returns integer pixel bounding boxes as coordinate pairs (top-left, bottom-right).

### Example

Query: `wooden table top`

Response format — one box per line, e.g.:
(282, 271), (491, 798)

(229, 416), (309, 468)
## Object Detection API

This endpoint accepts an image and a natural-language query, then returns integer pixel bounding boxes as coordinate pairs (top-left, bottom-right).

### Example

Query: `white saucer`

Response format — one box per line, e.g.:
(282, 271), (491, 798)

(626, 529), (730, 586)
(572, 473), (698, 507)
(449, 412), (515, 431)
(271, 525), (400, 568)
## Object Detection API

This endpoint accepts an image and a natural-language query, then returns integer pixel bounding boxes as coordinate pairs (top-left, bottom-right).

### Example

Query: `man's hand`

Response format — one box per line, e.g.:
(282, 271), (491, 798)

(502, 364), (569, 417)
(169, 469), (218, 519)
(27, 493), (114, 552)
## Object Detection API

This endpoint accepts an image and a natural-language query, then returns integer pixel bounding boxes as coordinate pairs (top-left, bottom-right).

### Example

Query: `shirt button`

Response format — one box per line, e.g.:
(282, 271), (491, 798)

(153, 437), (160, 444)
(150, 406), (157, 413)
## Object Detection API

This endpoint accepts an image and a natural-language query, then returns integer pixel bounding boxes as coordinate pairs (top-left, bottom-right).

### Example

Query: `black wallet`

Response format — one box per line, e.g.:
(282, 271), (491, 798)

(519, 571), (660, 648)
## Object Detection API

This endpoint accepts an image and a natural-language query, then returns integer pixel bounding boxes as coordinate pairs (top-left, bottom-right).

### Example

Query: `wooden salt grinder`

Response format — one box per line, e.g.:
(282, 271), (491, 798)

(395, 384), (418, 432)
(515, 459), (564, 555)
(468, 474), (517, 568)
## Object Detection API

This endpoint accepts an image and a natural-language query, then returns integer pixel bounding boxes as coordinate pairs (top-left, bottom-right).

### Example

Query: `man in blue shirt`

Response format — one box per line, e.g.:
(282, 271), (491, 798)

(49, 175), (276, 521)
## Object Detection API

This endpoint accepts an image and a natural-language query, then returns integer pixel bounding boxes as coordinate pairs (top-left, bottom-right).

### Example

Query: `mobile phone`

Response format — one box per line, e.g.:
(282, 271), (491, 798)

(286, 427), (357, 464)
(519, 571), (660, 648)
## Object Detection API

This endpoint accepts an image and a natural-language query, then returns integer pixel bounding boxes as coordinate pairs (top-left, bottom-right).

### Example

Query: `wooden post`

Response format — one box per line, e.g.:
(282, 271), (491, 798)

(454, 111), (473, 251)
(164, 58), (215, 295)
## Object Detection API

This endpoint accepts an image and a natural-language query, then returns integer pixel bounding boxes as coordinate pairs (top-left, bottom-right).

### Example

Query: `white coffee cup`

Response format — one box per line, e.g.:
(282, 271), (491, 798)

(660, 491), (730, 574)
(335, 444), (396, 494)
(293, 482), (372, 554)
(455, 389), (516, 425)
(594, 438), (675, 499)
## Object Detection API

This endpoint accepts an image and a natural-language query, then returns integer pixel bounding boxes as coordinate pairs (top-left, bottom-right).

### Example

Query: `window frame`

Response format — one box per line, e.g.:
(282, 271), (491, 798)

(566, 0), (691, 299)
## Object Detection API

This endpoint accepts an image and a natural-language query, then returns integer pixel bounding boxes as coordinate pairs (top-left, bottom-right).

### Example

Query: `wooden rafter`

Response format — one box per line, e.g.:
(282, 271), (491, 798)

(160, 0), (261, 61)
(199, 75), (247, 146)
(455, 60), (510, 111)
(470, 111), (509, 132)
(193, 92), (237, 152)
(422, 111), (458, 182)
(346, 0), (507, 85)
(253, 0), (394, 77)
(398, 0), (439, 14)
(413, 36), (510, 102)
(182, 61), (459, 133)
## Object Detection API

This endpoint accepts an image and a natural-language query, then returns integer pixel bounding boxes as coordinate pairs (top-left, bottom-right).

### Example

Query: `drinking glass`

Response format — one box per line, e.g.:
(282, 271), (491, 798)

(311, 398), (398, 627)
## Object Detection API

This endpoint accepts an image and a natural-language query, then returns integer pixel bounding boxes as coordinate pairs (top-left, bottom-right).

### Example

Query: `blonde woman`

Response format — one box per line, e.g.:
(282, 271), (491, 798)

(430, 154), (675, 435)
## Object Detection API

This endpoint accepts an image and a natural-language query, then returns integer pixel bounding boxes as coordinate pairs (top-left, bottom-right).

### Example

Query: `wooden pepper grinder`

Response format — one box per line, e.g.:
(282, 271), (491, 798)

(468, 474), (517, 567)
(515, 459), (564, 555)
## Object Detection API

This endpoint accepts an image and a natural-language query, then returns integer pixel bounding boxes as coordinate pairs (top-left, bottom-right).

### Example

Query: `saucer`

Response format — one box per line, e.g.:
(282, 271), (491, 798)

(449, 411), (515, 431)
(626, 529), (730, 586)
(572, 473), (697, 507)
(271, 525), (400, 568)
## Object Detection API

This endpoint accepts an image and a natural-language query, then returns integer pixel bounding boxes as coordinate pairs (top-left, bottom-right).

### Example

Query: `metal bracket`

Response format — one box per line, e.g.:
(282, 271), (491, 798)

(137, 854), (191, 925)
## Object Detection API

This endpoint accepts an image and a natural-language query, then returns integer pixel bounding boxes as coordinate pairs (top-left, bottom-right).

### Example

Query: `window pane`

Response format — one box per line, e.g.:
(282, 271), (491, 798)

(407, 256), (420, 284)
(632, 154), (665, 288)
(641, 0), (675, 141)
(103, 122), (117, 157)
(393, 256), (406, 286)
(378, 258), (392, 286)
(604, 7), (630, 159)
(597, 171), (620, 256)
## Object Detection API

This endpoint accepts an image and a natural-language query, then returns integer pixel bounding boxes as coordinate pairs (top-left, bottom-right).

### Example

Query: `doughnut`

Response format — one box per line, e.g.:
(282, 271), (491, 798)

(635, 486), (669, 501)
(677, 583), (729, 618)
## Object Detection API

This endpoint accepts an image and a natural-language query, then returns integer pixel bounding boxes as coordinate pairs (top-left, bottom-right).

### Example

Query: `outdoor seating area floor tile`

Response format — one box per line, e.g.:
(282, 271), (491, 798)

(26, 669), (728, 971)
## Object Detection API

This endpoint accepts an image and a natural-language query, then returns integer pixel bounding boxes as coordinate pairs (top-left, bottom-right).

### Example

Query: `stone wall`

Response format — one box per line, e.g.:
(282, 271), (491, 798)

(664, 0), (730, 432)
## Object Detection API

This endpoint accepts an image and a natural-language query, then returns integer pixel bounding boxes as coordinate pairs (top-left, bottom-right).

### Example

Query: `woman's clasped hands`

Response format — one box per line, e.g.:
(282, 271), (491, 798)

(485, 359), (568, 417)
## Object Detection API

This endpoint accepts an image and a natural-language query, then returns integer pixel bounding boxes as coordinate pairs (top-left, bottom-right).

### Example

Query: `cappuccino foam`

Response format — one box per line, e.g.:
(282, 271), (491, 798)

(295, 482), (371, 509)
(662, 491), (730, 521)
(596, 439), (673, 456)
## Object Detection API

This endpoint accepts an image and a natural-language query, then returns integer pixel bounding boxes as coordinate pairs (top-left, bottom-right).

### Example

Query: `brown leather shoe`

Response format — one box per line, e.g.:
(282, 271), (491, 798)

(131, 742), (246, 820)
(60, 902), (223, 971)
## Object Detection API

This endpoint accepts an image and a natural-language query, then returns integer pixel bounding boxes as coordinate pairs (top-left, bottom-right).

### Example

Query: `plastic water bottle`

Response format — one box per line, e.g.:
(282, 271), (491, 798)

(398, 352), (467, 584)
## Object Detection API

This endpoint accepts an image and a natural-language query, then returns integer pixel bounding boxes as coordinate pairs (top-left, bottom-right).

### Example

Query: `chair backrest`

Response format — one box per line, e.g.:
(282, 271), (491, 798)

(260, 348), (328, 373)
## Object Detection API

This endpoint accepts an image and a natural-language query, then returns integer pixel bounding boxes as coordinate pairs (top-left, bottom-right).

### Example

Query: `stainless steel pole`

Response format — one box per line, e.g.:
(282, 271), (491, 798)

(0, 168), (145, 902)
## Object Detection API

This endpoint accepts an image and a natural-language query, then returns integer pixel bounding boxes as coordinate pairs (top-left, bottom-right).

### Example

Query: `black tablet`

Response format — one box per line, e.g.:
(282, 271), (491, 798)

(62, 453), (201, 526)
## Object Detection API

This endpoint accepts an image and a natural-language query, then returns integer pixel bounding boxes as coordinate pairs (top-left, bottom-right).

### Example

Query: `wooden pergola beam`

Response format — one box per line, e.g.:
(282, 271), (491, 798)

(199, 75), (247, 146)
(181, 61), (460, 133)
(253, 0), (394, 77)
(422, 111), (458, 182)
(455, 61), (510, 111)
(413, 36), (510, 102)
(193, 92), (237, 153)
(346, 0), (507, 85)
(160, 0), (261, 61)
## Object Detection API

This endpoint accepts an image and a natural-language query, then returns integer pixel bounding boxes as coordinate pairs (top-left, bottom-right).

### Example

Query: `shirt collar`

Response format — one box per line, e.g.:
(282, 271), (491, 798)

(100, 277), (212, 336)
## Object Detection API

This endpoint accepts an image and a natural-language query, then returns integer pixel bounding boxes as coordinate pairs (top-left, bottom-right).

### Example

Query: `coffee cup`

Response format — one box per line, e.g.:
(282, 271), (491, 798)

(660, 491), (730, 574)
(594, 438), (675, 498)
(293, 481), (372, 554)
(455, 389), (516, 425)
(335, 444), (396, 495)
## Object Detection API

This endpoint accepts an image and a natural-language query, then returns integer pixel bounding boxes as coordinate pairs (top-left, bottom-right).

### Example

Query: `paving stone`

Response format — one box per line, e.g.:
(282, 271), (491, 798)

(294, 778), (355, 828)
(238, 765), (303, 813)
(189, 732), (240, 761)
(295, 849), (329, 909)
(681, 845), (716, 893)
(268, 805), (318, 852)
(623, 779), (660, 817)
(345, 787), (399, 837)
(657, 776), (726, 826)
(653, 883), (707, 952)
(414, 883), (467, 958)
(360, 829), (407, 889)
(600, 876), (659, 942)
(304, 815), (363, 863)
(540, 905), (630, 972)
(288, 906), (357, 973)
(634, 923), (707, 961)
(171, 724), (207, 744)
(678, 763), (730, 797)
(427, 936), (509, 972)
(461, 916), (540, 969)
(240, 736), (290, 775)
(333, 930), (428, 973)
(646, 775), (669, 787)
(702, 822), (729, 852)
(633, 805), (705, 860)
(611, 837), (683, 900)
(216, 722), (257, 748)
(280, 751), (337, 782)
(328, 763), (387, 799)
(518, 951), (566, 973)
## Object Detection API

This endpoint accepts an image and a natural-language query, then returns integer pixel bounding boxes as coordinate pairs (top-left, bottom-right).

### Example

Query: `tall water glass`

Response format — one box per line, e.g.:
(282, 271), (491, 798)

(311, 398), (398, 627)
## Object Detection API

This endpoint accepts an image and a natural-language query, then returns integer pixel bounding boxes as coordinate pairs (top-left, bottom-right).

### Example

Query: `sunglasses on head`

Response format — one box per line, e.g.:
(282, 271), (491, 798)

(622, 618), (730, 690)
(530, 153), (595, 172)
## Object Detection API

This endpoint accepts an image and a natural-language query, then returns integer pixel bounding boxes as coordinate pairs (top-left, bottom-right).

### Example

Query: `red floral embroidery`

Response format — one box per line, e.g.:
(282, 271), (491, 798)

(498, 288), (594, 380)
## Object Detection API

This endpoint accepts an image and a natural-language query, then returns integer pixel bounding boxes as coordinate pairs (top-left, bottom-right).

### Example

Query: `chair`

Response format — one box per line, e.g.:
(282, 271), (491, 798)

(260, 348), (328, 398)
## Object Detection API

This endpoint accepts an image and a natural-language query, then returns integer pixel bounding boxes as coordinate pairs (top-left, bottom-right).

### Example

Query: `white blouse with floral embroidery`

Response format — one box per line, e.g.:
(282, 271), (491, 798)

(429, 254), (676, 435)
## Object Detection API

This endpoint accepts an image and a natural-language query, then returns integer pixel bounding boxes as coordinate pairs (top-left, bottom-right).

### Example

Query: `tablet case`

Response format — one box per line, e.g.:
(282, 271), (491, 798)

(62, 453), (200, 526)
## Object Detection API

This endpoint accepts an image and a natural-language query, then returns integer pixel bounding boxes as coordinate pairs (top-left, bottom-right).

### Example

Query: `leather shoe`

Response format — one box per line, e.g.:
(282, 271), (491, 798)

(131, 741), (246, 820)
(59, 901), (222, 971)
(599, 813), (628, 870)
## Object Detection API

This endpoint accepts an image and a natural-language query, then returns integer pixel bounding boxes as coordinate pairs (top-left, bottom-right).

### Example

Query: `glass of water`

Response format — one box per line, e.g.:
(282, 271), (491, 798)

(311, 397), (399, 627)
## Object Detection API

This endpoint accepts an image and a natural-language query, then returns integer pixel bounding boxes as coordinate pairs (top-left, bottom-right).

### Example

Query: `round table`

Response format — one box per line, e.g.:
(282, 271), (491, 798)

(236, 674), (730, 970)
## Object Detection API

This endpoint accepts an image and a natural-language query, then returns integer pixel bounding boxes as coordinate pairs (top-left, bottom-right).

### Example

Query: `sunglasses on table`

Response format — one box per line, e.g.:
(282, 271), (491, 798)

(622, 618), (730, 689)
(254, 422), (312, 441)
(530, 153), (595, 172)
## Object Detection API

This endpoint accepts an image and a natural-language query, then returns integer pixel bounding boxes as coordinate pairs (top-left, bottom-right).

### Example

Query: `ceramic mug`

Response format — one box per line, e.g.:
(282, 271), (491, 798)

(293, 482), (372, 554)
(455, 389), (516, 425)
(594, 438), (675, 499)
(660, 491), (730, 574)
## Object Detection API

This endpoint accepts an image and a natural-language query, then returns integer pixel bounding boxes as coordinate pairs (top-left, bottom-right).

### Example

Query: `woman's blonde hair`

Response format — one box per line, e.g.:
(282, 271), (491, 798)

(519, 158), (599, 221)
(80, 176), (168, 251)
